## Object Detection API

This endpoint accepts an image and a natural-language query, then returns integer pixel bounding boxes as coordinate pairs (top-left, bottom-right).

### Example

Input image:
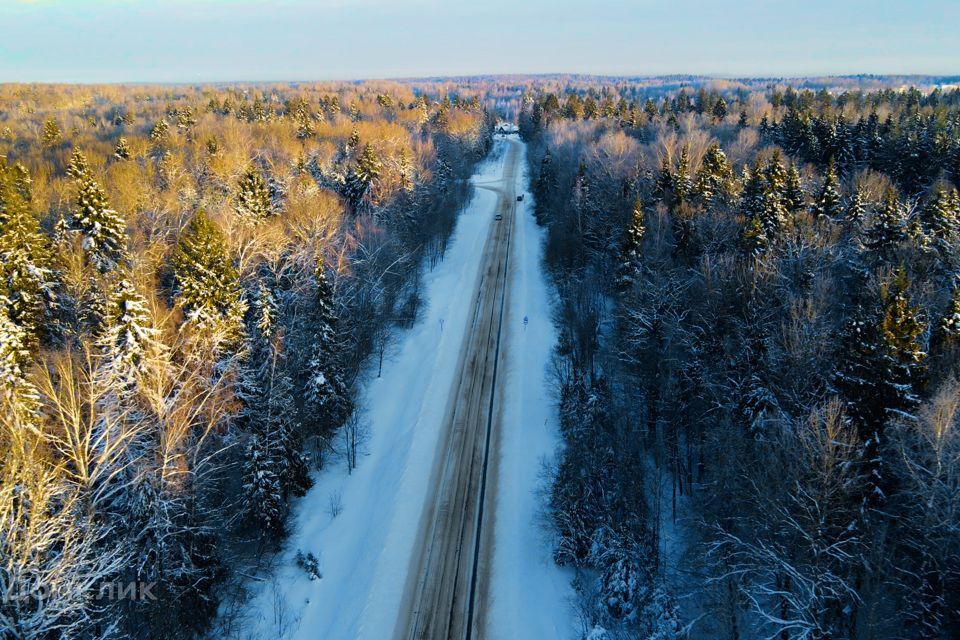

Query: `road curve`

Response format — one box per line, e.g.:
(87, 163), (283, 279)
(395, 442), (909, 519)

(396, 137), (520, 640)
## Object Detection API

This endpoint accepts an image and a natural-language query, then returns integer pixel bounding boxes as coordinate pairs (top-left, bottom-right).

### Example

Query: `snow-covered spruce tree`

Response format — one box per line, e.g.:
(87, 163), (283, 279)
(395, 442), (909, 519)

(0, 160), (54, 350)
(171, 208), (246, 347)
(0, 301), (31, 395)
(149, 118), (169, 145)
(740, 214), (769, 258)
(739, 157), (766, 219)
(845, 180), (867, 226)
(238, 283), (311, 538)
(345, 142), (382, 214)
(936, 280), (960, 359)
(234, 166), (272, 224)
(920, 187), (959, 239)
(615, 198), (645, 293)
(41, 117), (62, 147)
(96, 278), (164, 393)
(71, 174), (127, 272)
(65, 147), (90, 180)
(783, 162), (806, 215)
(812, 159), (843, 219)
(833, 268), (926, 504)
(864, 188), (907, 263)
(712, 96), (728, 122)
(114, 136), (130, 160)
(693, 142), (735, 204)
(304, 260), (349, 437)
(673, 145), (693, 209)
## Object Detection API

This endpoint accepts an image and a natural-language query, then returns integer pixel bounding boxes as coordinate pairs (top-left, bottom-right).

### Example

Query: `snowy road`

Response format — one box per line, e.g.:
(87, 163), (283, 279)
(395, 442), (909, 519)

(397, 139), (519, 640)
(241, 135), (574, 640)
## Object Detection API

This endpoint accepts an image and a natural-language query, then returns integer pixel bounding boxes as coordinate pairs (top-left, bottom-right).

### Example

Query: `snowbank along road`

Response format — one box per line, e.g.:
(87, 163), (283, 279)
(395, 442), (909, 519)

(398, 138), (520, 640)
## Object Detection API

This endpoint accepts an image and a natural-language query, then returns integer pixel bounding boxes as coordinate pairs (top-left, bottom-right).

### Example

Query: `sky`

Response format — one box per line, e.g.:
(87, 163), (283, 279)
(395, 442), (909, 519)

(0, 0), (957, 83)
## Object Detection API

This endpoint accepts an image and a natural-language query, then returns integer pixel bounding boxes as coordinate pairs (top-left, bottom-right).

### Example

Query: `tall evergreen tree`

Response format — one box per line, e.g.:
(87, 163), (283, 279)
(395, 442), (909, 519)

(66, 148), (90, 180)
(616, 199), (646, 292)
(71, 175), (127, 272)
(865, 188), (908, 263)
(833, 268), (926, 502)
(239, 282), (310, 538)
(114, 137), (131, 161)
(920, 187), (959, 239)
(41, 118), (61, 147)
(812, 160), (843, 219)
(673, 146), (693, 208)
(783, 163), (806, 215)
(712, 97), (728, 122)
(97, 278), (163, 393)
(171, 209), (246, 344)
(304, 260), (349, 436)
(345, 142), (382, 213)
(845, 181), (867, 226)
(693, 142), (734, 204)
(234, 166), (272, 224)
(0, 161), (53, 349)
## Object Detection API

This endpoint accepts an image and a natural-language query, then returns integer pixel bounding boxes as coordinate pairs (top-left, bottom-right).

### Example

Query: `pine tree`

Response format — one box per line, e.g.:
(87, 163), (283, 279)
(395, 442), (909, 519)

(764, 150), (788, 195)
(616, 199), (645, 292)
(737, 110), (749, 129)
(172, 209), (246, 344)
(812, 160), (843, 219)
(66, 148), (90, 180)
(234, 166), (272, 223)
(305, 260), (349, 436)
(397, 147), (414, 192)
(643, 99), (659, 120)
(71, 175), (127, 272)
(242, 432), (286, 536)
(41, 118), (62, 147)
(865, 188), (907, 262)
(114, 137), (130, 160)
(0, 300), (30, 392)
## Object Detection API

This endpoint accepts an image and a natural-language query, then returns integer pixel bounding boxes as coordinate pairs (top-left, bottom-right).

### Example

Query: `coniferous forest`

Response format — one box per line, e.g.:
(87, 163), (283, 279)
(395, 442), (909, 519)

(3, 74), (960, 640)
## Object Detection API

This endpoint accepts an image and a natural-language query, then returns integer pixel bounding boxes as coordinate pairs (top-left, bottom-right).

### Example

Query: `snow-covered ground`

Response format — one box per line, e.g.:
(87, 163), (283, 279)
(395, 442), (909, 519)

(239, 136), (574, 640)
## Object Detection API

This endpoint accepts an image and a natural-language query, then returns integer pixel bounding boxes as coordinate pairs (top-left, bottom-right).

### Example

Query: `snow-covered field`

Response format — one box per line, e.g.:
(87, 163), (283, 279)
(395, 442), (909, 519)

(240, 136), (574, 640)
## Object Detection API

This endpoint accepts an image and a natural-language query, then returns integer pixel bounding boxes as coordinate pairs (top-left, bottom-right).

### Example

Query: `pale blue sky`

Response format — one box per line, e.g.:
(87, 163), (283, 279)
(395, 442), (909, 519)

(0, 0), (956, 82)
